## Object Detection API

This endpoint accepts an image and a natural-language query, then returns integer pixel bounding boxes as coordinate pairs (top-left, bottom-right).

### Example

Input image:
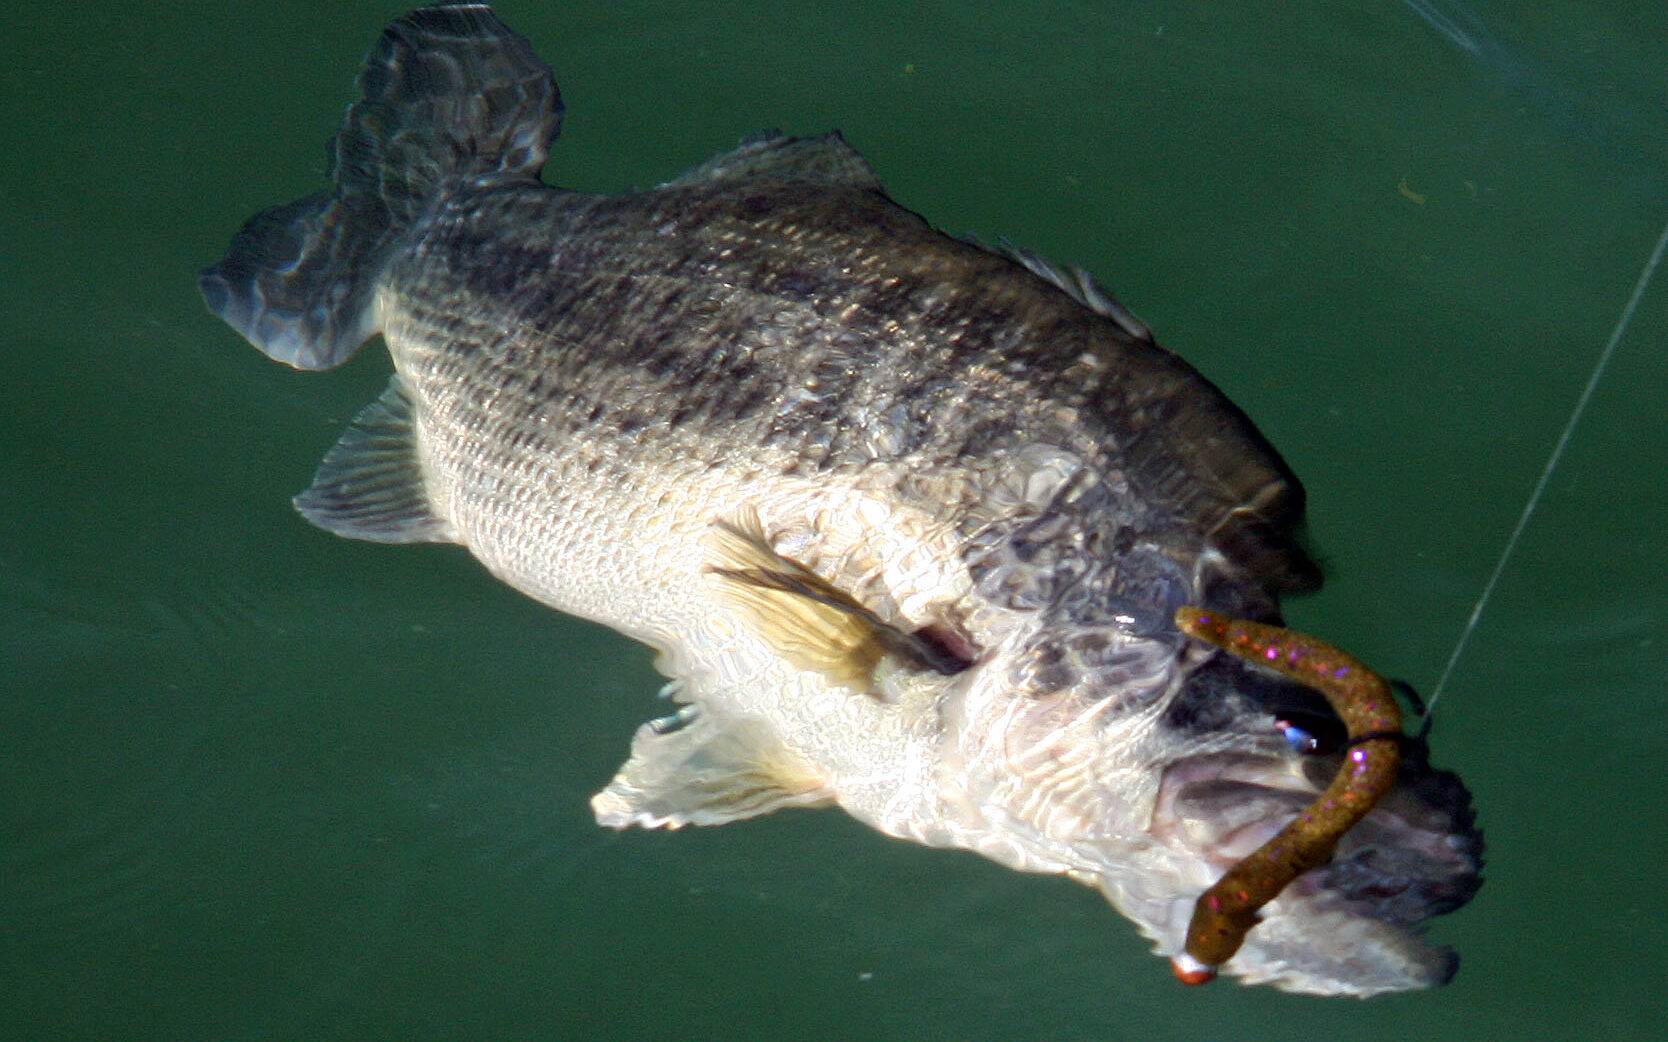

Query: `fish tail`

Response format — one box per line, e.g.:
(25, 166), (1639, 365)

(199, 4), (562, 369)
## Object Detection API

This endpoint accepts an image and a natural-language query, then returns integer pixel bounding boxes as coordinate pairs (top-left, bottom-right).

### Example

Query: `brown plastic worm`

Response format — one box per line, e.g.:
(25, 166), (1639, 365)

(1169, 606), (1404, 985)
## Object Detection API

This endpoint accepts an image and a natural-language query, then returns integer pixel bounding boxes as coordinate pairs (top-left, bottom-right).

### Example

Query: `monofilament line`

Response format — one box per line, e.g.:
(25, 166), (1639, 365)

(1423, 211), (1668, 719)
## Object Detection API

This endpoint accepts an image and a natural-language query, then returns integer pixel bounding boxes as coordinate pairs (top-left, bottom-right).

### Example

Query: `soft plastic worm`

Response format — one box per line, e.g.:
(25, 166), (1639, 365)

(1169, 606), (1404, 985)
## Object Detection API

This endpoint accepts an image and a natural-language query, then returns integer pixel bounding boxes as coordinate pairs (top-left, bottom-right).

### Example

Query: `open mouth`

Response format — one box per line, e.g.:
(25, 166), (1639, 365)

(1155, 745), (1482, 917)
(1135, 612), (1486, 993)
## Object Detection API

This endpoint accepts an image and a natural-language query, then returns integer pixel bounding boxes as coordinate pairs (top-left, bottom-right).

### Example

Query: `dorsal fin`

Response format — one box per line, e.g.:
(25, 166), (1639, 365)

(293, 375), (460, 544)
(997, 239), (1153, 344)
(663, 132), (882, 191)
(985, 239), (1320, 597)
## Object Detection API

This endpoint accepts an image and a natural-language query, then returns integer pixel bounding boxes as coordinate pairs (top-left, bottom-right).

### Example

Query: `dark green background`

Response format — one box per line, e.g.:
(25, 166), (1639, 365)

(4, 1), (1664, 1038)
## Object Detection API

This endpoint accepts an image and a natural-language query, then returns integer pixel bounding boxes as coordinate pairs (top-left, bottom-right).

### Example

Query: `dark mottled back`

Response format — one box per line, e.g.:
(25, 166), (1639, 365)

(385, 133), (1318, 617)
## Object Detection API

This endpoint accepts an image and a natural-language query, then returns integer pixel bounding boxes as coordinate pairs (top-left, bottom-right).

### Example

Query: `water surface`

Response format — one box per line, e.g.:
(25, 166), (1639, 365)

(4, 1), (1665, 1038)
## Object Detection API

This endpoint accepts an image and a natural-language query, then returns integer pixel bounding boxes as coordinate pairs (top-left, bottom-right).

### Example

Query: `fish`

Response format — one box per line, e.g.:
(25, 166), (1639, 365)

(200, 3), (1482, 995)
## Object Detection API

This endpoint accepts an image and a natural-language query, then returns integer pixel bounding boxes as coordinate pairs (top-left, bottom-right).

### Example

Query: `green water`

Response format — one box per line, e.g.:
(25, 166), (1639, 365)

(4, 1), (1665, 1038)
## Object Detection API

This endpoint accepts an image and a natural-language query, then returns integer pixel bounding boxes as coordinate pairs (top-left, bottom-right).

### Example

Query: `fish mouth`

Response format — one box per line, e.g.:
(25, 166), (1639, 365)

(1148, 739), (1483, 993)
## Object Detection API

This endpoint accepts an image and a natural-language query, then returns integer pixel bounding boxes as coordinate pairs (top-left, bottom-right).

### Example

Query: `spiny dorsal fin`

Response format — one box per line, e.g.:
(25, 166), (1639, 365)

(663, 132), (882, 192)
(293, 375), (460, 544)
(704, 510), (971, 696)
(997, 238), (1153, 344)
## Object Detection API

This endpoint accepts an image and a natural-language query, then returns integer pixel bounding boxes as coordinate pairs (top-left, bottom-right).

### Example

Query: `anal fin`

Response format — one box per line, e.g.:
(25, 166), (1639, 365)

(592, 710), (834, 829)
(293, 375), (460, 544)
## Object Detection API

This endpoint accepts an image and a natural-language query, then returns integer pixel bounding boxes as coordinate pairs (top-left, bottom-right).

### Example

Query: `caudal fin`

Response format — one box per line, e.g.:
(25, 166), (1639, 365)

(199, 3), (561, 370)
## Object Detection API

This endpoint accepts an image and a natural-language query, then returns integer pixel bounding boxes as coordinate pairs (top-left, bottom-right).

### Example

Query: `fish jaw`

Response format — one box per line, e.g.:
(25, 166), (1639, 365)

(1133, 744), (1480, 995)
(885, 627), (1483, 996)
(581, 564), (1480, 996)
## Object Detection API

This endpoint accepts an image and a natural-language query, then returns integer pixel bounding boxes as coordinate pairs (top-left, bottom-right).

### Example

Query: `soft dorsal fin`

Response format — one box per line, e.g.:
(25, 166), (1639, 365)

(591, 710), (835, 829)
(704, 510), (971, 696)
(662, 131), (883, 192)
(293, 375), (460, 544)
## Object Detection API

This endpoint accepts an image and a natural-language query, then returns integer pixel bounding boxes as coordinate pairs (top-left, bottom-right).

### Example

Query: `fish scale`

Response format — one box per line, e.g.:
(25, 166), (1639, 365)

(201, 3), (1481, 995)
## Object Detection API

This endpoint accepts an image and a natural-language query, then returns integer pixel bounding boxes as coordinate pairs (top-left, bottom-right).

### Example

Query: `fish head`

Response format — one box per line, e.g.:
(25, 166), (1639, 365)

(943, 621), (1483, 996)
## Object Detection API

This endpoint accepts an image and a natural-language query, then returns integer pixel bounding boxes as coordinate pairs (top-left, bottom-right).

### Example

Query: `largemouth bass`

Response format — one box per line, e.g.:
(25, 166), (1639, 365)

(201, 4), (1481, 995)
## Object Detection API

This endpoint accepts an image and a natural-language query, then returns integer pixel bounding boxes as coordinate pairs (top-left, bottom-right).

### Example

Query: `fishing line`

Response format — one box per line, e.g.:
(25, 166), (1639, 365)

(1423, 211), (1668, 720)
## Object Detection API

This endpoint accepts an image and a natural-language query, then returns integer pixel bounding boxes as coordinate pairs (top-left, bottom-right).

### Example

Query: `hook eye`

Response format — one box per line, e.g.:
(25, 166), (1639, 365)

(1274, 718), (1320, 754)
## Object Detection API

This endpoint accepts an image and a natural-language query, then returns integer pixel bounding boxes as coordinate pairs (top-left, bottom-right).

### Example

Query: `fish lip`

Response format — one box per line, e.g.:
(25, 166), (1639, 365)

(1131, 744), (1482, 993)
(1150, 747), (1484, 925)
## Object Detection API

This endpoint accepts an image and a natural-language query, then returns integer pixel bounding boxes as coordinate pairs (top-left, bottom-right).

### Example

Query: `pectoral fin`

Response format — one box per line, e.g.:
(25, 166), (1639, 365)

(591, 710), (834, 829)
(704, 511), (974, 696)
